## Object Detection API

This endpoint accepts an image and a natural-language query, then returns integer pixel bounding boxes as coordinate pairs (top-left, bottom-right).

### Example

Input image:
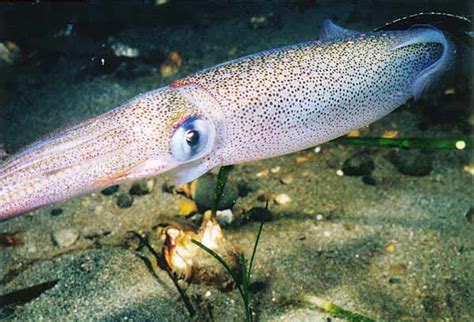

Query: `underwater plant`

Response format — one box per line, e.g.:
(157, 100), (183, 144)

(334, 136), (472, 150)
(191, 165), (264, 322)
(192, 220), (264, 322)
(299, 294), (375, 322)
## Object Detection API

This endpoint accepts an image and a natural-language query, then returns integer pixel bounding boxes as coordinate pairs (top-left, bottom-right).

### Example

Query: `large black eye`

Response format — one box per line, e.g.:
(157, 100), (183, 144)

(185, 130), (200, 147)
(170, 116), (215, 162)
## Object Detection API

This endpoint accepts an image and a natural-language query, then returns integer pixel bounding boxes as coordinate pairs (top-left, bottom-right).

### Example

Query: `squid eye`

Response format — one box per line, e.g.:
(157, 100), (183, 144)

(170, 116), (215, 162)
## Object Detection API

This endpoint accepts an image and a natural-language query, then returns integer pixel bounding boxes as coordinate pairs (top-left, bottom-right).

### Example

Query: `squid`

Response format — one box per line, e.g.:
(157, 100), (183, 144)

(0, 13), (469, 220)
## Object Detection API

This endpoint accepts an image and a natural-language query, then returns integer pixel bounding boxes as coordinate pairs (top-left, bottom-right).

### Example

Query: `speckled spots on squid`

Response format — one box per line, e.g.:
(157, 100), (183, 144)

(0, 21), (455, 219)
(181, 30), (448, 164)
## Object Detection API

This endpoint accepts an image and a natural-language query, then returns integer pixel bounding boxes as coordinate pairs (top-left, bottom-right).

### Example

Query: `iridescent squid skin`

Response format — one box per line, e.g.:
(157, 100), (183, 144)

(0, 20), (455, 220)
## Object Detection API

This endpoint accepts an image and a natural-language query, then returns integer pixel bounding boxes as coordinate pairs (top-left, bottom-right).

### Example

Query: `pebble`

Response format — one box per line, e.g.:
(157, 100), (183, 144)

(384, 242), (396, 253)
(362, 176), (376, 186)
(295, 156), (309, 164)
(188, 213), (204, 225)
(129, 181), (151, 196)
(342, 151), (375, 176)
(193, 174), (239, 211)
(160, 52), (182, 78)
(249, 281), (268, 293)
(247, 207), (273, 222)
(116, 194), (134, 208)
(52, 229), (79, 247)
(387, 150), (432, 176)
(0, 41), (21, 66)
(382, 130), (399, 138)
(463, 164), (474, 175)
(216, 209), (234, 226)
(101, 185), (119, 196)
(249, 12), (280, 30)
(237, 180), (254, 197)
(270, 166), (281, 174)
(257, 193), (274, 203)
(279, 174), (294, 185)
(346, 129), (361, 137)
(274, 193), (291, 205)
(50, 208), (63, 216)
(110, 41), (140, 58)
(388, 277), (401, 284)
(160, 62), (179, 78)
(176, 199), (198, 216)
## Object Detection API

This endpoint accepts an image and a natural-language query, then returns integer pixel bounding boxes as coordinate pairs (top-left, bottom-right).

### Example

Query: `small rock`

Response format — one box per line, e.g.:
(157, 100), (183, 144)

(52, 229), (79, 247)
(270, 166), (281, 174)
(193, 174), (239, 211)
(146, 179), (155, 193)
(129, 181), (151, 196)
(216, 209), (234, 226)
(176, 199), (198, 216)
(386, 150), (433, 176)
(257, 193), (274, 203)
(110, 41), (140, 58)
(0, 41), (21, 66)
(162, 181), (175, 193)
(382, 130), (399, 138)
(249, 12), (281, 30)
(160, 51), (182, 78)
(362, 176), (376, 186)
(237, 180), (254, 197)
(116, 194), (134, 208)
(247, 207), (273, 222)
(177, 182), (193, 198)
(50, 208), (63, 216)
(101, 185), (119, 196)
(168, 51), (182, 67)
(256, 168), (270, 177)
(463, 164), (474, 175)
(347, 129), (361, 137)
(0, 231), (24, 247)
(342, 151), (375, 176)
(274, 193), (291, 206)
(249, 281), (268, 293)
(160, 62), (179, 78)
(295, 156), (309, 164)
(188, 213), (203, 225)
(279, 174), (294, 185)
(388, 277), (401, 284)
(384, 242), (396, 253)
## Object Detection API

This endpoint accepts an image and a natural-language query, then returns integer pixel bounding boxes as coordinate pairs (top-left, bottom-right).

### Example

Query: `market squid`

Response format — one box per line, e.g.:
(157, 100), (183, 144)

(0, 13), (468, 220)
